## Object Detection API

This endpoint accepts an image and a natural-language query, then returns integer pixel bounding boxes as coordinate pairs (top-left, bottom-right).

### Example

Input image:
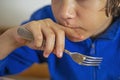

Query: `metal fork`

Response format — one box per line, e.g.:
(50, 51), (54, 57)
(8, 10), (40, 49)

(17, 27), (103, 66)
(64, 49), (102, 66)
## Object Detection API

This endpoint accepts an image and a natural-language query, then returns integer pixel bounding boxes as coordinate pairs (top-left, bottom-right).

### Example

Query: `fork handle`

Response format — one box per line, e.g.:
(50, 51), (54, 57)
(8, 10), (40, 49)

(17, 27), (34, 41)
(17, 27), (72, 55)
(17, 28), (99, 60)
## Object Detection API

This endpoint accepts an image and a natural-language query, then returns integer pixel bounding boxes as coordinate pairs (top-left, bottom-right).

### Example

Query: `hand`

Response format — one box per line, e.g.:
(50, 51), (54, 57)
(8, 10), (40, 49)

(16, 19), (81, 58)
(16, 18), (65, 58)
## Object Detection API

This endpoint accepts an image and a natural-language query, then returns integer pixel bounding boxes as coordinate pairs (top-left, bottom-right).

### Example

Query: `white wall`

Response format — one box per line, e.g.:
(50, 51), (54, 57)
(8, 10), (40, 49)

(0, 0), (51, 26)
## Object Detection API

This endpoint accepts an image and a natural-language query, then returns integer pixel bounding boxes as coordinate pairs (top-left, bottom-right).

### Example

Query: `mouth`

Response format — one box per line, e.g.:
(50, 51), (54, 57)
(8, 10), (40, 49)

(66, 26), (87, 31)
(57, 22), (87, 31)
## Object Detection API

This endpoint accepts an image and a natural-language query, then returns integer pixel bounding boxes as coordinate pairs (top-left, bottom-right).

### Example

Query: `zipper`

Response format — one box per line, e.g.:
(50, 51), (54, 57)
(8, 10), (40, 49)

(87, 39), (98, 80)
(93, 67), (97, 80)
(90, 42), (97, 80)
(90, 43), (95, 55)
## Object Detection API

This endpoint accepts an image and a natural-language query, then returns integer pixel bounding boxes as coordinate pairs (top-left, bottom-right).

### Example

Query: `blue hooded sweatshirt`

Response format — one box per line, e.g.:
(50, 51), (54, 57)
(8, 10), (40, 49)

(0, 5), (120, 80)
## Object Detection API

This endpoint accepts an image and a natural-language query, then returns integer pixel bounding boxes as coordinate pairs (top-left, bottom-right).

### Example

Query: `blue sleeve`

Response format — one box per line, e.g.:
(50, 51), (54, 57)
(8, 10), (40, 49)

(22, 5), (56, 24)
(0, 46), (41, 76)
(0, 5), (53, 76)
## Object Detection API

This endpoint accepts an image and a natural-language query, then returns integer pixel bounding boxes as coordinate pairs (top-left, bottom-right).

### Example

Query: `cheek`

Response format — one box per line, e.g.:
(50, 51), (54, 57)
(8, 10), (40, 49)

(51, 6), (59, 21)
(78, 11), (106, 31)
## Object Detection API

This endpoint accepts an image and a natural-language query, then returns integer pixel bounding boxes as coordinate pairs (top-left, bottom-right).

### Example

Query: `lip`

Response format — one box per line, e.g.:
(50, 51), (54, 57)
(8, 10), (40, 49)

(58, 22), (87, 31)
(66, 26), (87, 31)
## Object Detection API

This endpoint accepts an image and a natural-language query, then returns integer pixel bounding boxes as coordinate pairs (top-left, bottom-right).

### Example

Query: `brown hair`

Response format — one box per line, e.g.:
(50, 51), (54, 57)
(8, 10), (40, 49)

(106, 0), (120, 17)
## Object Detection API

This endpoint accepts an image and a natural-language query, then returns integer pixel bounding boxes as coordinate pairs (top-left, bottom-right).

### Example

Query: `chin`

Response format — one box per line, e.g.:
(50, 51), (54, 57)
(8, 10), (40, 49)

(67, 36), (86, 42)
(67, 34), (91, 42)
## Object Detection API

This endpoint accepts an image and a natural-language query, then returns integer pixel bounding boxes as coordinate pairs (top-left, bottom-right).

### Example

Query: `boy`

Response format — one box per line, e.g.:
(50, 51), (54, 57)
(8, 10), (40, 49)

(0, 0), (120, 80)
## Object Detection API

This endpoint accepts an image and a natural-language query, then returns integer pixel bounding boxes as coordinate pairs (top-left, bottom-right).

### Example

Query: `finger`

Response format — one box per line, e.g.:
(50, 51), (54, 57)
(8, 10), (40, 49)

(51, 25), (65, 58)
(24, 21), (43, 48)
(43, 19), (65, 58)
(41, 26), (55, 58)
(60, 26), (84, 41)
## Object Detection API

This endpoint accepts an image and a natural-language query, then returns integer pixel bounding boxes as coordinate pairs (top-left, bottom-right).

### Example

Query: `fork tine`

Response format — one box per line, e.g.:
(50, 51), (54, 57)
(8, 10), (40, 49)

(85, 56), (103, 60)
(74, 52), (103, 60)
(82, 57), (102, 66)
(85, 58), (103, 62)
(64, 49), (103, 66)
(83, 58), (102, 64)
(81, 63), (100, 66)
(83, 60), (101, 64)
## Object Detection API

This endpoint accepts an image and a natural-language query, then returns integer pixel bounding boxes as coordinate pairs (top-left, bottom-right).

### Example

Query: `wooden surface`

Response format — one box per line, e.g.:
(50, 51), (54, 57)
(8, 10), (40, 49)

(19, 63), (50, 78)
(3, 76), (49, 80)
(5, 63), (50, 80)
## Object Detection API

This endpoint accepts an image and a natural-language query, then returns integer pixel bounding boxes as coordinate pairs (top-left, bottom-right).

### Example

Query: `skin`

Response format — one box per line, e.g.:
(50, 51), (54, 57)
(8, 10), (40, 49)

(0, 0), (113, 59)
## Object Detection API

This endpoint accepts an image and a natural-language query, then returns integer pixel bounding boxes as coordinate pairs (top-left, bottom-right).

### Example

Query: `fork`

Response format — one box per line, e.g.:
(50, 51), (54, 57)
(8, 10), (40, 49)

(17, 27), (103, 66)
(64, 49), (102, 66)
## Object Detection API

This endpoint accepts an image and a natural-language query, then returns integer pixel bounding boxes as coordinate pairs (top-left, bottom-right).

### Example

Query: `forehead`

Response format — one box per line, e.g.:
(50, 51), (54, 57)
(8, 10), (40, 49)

(51, 0), (107, 7)
(51, 0), (106, 4)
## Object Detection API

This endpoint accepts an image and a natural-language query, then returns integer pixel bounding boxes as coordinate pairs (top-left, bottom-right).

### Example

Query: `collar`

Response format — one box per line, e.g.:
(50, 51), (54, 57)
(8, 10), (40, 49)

(98, 17), (120, 40)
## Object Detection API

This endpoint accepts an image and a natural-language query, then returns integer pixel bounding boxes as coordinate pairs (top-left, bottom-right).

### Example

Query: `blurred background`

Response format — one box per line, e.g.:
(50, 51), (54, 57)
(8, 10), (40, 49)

(0, 0), (51, 79)
(0, 0), (51, 26)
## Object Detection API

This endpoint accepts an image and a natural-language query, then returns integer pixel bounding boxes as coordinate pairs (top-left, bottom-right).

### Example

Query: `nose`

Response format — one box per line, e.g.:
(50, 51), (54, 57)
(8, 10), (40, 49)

(59, 1), (76, 20)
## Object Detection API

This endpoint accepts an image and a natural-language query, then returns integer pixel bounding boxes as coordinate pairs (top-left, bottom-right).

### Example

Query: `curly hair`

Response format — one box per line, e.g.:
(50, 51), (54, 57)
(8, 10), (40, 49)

(106, 0), (120, 17)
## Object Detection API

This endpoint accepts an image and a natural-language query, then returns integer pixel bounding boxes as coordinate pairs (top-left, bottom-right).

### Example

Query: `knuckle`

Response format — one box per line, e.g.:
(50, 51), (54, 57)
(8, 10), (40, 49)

(29, 21), (38, 26)
(44, 18), (53, 25)
(45, 49), (52, 54)
(45, 18), (52, 22)
(26, 21), (38, 29)
(48, 32), (55, 38)
(57, 29), (65, 35)
(36, 35), (42, 41)
(57, 43), (64, 49)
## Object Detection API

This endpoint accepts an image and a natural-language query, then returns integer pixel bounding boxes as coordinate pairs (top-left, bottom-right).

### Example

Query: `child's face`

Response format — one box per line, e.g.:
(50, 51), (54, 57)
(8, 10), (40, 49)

(51, 0), (112, 41)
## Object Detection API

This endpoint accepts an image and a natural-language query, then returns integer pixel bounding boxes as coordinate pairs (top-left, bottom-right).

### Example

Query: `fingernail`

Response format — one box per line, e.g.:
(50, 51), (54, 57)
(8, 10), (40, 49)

(57, 50), (63, 58)
(43, 52), (49, 58)
(59, 52), (63, 58)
